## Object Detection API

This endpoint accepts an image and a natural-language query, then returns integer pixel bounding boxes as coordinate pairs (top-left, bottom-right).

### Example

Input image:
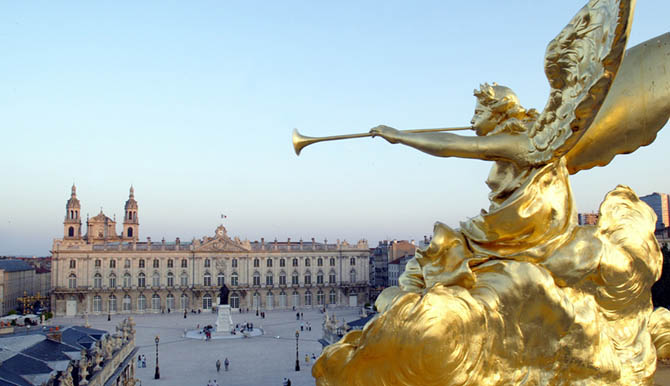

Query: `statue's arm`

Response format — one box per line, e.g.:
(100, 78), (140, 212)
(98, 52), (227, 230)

(371, 125), (532, 165)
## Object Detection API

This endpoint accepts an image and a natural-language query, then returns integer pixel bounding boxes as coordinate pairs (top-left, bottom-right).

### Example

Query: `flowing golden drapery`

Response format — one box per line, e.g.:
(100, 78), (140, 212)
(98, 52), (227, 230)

(314, 177), (662, 385)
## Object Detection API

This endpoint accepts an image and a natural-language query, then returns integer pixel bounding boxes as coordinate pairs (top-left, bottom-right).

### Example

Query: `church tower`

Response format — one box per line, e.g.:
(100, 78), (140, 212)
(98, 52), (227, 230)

(122, 186), (139, 241)
(63, 184), (82, 239)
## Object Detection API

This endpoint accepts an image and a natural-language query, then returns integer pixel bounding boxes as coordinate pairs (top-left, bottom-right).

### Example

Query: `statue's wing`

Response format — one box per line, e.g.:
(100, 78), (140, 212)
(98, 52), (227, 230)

(565, 33), (670, 174)
(528, 0), (635, 164)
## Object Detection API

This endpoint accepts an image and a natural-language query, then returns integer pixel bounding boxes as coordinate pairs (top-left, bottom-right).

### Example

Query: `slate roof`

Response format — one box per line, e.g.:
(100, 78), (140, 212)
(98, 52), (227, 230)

(0, 261), (33, 273)
(0, 325), (107, 386)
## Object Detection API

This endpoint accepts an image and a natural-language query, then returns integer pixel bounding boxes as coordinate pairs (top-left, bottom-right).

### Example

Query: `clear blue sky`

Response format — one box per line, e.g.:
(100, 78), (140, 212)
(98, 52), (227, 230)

(1, 1), (669, 256)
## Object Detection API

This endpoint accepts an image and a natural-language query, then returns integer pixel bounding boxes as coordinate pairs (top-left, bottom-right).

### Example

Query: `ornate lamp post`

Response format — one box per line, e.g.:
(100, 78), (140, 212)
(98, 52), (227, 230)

(295, 330), (300, 371)
(154, 335), (160, 379)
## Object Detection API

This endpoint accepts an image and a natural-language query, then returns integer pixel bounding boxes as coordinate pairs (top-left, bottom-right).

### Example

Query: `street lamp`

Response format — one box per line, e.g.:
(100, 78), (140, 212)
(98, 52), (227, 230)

(295, 330), (300, 371)
(154, 335), (160, 379)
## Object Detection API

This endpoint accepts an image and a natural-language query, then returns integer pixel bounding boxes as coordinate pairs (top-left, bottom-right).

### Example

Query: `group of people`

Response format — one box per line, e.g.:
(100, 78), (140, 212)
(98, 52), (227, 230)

(299, 321), (312, 331)
(136, 354), (147, 368)
(282, 377), (292, 386)
(215, 358), (230, 372)
(206, 380), (220, 386)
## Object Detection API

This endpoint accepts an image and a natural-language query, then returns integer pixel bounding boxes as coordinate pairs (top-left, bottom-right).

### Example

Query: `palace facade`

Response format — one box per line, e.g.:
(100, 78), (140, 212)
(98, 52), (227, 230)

(51, 186), (370, 316)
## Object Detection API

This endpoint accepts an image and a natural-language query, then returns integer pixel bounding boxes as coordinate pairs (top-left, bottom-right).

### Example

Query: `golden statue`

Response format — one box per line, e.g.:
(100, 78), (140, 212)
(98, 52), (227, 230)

(302, 0), (670, 384)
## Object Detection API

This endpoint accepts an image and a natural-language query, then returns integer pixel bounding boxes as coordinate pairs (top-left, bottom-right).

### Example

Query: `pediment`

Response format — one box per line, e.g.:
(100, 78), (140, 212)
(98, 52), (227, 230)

(197, 235), (250, 252)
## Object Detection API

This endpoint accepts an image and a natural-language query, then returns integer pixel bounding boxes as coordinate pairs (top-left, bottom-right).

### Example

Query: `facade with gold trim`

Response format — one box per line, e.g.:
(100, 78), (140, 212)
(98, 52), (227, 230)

(51, 186), (370, 316)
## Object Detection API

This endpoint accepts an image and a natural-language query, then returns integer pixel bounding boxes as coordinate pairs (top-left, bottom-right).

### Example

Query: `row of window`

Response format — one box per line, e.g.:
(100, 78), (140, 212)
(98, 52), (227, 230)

(70, 269), (359, 289)
(89, 289), (340, 312)
(69, 256), (361, 270)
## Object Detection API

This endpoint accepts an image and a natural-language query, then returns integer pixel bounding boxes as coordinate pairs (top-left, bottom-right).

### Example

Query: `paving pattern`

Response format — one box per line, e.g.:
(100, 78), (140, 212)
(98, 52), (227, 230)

(51, 307), (361, 386)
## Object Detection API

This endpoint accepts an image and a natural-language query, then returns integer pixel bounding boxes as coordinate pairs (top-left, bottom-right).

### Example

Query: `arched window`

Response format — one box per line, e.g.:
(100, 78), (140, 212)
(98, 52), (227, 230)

(305, 290), (312, 306)
(93, 273), (102, 289)
(230, 293), (240, 309)
(152, 272), (160, 287)
(304, 271), (311, 285)
(280, 258), (286, 267)
(292, 271), (299, 285)
(68, 226), (74, 237)
(329, 270), (336, 284)
(109, 294), (117, 312)
(204, 258), (211, 268)
(204, 272), (212, 286)
(317, 258), (323, 267)
(203, 294), (212, 310)
(127, 227), (133, 237)
(180, 272), (188, 286)
(69, 260), (76, 269)
(180, 293), (189, 310)
(292, 258), (298, 267)
(109, 273), (116, 288)
(153, 259), (159, 268)
(68, 274), (77, 289)
(167, 272), (174, 287)
(123, 273), (131, 288)
(280, 291), (287, 308)
(217, 272), (225, 287)
(292, 290), (299, 307)
(265, 271), (273, 286)
(93, 295), (102, 312)
(152, 294), (161, 311)
(181, 259), (187, 268)
(350, 269), (356, 283)
(253, 292), (260, 309)
(350, 257), (356, 266)
(317, 271), (324, 285)
(110, 259), (116, 269)
(166, 293), (174, 310)
(138, 272), (146, 288)
(330, 258), (335, 267)
(231, 272), (238, 286)
(279, 271), (287, 285)
(232, 258), (238, 268)
(317, 289), (324, 305)
(267, 259), (273, 268)
(329, 289), (337, 305)
(137, 294), (146, 311)
(266, 291), (274, 309)
(305, 258), (311, 267)
(95, 259), (101, 268)
(123, 294), (132, 311)
(167, 259), (174, 268)
(253, 271), (261, 286)
(253, 258), (260, 268)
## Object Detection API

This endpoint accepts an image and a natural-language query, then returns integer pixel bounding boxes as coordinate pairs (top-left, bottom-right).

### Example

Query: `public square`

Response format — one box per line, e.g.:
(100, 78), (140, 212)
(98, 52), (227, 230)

(51, 307), (361, 386)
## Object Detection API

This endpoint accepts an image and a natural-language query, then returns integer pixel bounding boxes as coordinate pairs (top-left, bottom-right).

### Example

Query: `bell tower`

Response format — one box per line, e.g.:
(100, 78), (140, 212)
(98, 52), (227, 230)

(123, 186), (139, 241)
(64, 184), (82, 239)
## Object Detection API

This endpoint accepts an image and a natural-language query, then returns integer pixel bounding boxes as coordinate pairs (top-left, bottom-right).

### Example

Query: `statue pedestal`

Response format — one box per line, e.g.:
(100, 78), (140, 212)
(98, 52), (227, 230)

(215, 305), (233, 333)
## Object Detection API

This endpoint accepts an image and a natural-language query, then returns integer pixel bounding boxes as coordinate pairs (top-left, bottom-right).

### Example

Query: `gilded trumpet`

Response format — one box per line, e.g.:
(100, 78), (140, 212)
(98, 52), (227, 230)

(292, 126), (472, 156)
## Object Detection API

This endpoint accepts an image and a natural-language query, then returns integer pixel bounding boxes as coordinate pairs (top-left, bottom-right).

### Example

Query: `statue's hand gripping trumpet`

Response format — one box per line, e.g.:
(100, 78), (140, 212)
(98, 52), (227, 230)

(298, 0), (670, 384)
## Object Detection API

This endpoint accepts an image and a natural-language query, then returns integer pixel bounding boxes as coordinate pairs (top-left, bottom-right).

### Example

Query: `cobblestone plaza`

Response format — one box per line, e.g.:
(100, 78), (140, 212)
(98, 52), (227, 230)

(51, 307), (361, 386)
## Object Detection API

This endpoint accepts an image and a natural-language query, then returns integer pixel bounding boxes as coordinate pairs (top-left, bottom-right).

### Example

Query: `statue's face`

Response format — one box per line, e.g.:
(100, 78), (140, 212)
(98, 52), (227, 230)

(471, 102), (497, 136)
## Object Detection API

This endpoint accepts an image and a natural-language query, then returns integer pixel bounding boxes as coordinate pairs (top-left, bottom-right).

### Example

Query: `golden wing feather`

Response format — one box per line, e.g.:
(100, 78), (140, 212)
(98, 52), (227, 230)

(528, 0), (635, 164)
(565, 33), (670, 174)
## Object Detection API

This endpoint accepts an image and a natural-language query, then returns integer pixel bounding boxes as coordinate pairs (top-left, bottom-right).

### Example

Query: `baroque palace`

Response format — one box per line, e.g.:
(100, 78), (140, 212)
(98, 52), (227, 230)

(51, 185), (370, 316)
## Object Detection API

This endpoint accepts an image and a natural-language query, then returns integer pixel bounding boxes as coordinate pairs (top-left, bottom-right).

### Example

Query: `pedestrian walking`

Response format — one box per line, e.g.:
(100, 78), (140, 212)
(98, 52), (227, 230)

(212, 380), (219, 386)
(287, 379), (292, 386)
(224, 357), (229, 371)
(216, 359), (221, 372)
(137, 355), (142, 368)
(141, 355), (146, 368)
(296, 312), (299, 320)
(305, 354), (310, 364)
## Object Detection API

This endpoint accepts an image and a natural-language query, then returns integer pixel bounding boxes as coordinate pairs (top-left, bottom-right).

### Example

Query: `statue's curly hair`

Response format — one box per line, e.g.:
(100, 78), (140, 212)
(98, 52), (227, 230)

(473, 83), (538, 135)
